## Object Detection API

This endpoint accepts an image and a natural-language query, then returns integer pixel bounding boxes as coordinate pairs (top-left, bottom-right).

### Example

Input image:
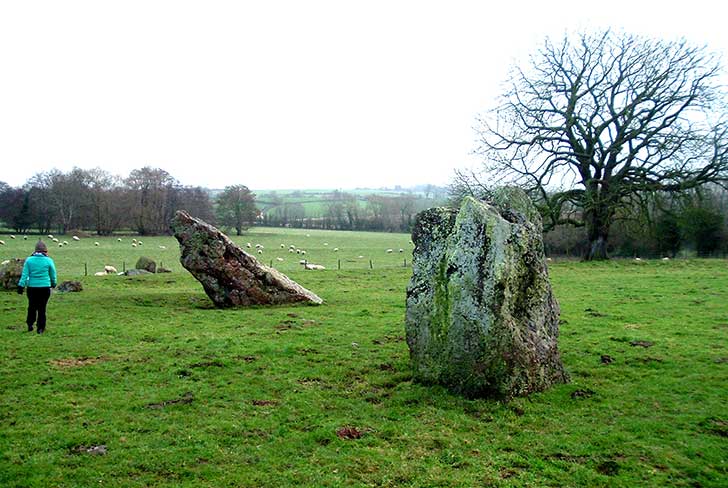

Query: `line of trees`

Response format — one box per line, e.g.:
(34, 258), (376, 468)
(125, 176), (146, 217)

(0, 167), (214, 235)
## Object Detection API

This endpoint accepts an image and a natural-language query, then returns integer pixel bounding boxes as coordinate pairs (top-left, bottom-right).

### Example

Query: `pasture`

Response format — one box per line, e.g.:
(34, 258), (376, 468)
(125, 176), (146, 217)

(0, 229), (726, 487)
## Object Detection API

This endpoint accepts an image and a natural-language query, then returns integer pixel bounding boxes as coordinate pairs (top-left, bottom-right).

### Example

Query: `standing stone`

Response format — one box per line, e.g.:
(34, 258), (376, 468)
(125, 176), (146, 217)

(0, 258), (24, 290)
(405, 189), (568, 398)
(171, 211), (322, 307)
(135, 256), (157, 273)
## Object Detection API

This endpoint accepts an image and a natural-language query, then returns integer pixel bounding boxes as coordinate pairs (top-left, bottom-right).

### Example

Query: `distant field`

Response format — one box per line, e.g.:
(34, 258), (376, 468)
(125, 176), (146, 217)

(0, 228), (726, 487)
(0, 228), (414, 277)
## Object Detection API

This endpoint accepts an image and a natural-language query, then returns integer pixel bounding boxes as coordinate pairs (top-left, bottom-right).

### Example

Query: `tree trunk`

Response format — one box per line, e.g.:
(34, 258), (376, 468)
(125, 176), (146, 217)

(583, 206), (611, 261)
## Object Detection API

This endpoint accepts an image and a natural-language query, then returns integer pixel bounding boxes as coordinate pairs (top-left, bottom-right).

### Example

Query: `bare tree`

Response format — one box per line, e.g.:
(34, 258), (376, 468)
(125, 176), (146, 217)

(475, 30), (728, 260)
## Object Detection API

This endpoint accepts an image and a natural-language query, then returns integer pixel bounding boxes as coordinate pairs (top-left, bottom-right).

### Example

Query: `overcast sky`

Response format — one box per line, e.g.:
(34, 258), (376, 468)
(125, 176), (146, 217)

(1, 1), (726, 190)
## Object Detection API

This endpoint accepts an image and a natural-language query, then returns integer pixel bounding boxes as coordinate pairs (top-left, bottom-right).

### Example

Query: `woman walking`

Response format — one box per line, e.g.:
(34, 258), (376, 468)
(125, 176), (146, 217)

(17, 240), (57, 334)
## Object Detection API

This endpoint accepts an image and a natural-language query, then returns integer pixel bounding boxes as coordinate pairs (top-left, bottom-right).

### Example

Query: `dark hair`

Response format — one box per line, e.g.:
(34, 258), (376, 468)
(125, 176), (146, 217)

(34, 240), (48, 253)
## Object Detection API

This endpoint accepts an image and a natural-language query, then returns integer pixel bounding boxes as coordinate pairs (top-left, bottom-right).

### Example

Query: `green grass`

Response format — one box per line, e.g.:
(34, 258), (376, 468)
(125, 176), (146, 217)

(0, 229), (726, 487)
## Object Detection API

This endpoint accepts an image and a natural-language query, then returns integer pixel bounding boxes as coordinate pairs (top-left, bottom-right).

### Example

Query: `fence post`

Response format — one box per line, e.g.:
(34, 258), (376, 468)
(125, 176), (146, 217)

(84, 263), (87, 276)
(403, 258), (407, 267)
(338, 259), (341, 270)
(123, 261), (126, 272)
(369, 260), (373, 269)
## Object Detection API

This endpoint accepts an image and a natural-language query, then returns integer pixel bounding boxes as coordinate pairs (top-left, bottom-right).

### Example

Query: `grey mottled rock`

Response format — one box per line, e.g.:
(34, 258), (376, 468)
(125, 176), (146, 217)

(0, 258), (24, 290)
(124, 269), (151, 276)
(135, 256), (157, 273)
(57, 280), (83, 292)
(405, 191), (568, 398)
(171, 211), (322, 307)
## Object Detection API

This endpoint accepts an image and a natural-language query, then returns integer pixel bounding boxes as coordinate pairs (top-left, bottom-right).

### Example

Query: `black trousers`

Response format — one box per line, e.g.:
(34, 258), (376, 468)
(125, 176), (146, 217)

(26, 287), (51, 331)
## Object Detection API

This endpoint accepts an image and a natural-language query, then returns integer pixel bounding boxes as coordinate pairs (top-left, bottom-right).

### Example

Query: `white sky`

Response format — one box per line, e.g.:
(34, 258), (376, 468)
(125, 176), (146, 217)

(1, 1), (726, 190)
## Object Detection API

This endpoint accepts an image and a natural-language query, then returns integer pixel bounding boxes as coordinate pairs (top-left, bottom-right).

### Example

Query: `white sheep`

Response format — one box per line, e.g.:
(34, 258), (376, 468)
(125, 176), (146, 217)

(288, 248), (295, 253)
(62, 240), (69, 246)
(72, 236), (80, 241)
(246, 243), (252, 248)
(48, 234), (54, 239)
(94, 271), (106, 276)
(634, 257), (642, 261)
(159, 245), (167, 250)
(9, 235), (15, 239)
(94, 242), (100, 246)
(52, 238), (59, 243)
(358, 255), (364, 258)
(280, 244), (285, 248)
(296, 249), (301, 254)
(138, 241), (143, 246)
(276, 257), (284, 262)
(255, 244), (263, 249)
(333, 247), (339, 252)
(323, 242), (329, 246)
(1, 259), (9, 265)
(23, 235), (28, 240)
(662, 257), (670, 261)
(304, 263), (325, 270)
(132, 238), (137, 243)
(58, 242), (63, 247)
(306, 234), (310, 237)
(398, 249), (404, 253)
(301, 250), (306, 255)
(104, 265), (117, 274)
(117, 238), (122, 242)
(132, 243), (137, 248)
(0, 240), (5, 246)
(386, 249), (393, 253)
(546, 257), (553, 262)
(257, 249), (263, 254)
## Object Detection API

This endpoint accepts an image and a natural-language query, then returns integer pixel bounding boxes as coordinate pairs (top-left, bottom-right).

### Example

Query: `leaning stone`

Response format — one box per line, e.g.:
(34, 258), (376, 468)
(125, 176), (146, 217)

(405, 190), (568, 399)
(0, 258), (24, 290)
(170, 211), (322, 307)
(57, 280), (83, 292)
(135, 256), (157, 273)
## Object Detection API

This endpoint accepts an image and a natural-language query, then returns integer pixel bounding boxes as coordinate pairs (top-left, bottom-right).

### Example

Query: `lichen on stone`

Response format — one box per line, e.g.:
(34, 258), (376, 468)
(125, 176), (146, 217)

(405, 190), (567, 399)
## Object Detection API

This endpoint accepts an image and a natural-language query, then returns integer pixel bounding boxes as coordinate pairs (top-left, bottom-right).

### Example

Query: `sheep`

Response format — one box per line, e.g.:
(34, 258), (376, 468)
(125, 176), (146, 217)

(23, 235), (28, 240)
(58, 242), (64, 247)
(117, 238), (122, 242)
(159, 245), (167, 250)
(257, 249), (263, 254)
(1, 259), (9, 265)
(634, 257), (642, 261)
(132, 238), (137, 243)
(662, 257), (670, 261)
(398, 249), (404, 253)
(276, 257), (284, 262)
(333, 248), (339, 252)
(386, 249), (393, 253)
(546, 257), (553, 262)
(299, 259), (307, 264)
(72, 236), (80, 241)
(296, 249), (301, 254)
(288, 248), (295, 253)
(0, 240), (5, 246)
(132, 243), (137, 248)
(94, 271), (106, 276)
(323, 242), (329, 246)
(52, 238), (59, 243)
(138, 241), (143, 246)
(94, 242), (100, 246)
(48, 234), (54, 239)
(9, 235), (15, 239)
(358, 255), (364, 259)
(301, 250), (306, 255)
(304, 263), (325, 270)
(246, 242), (252, 248)
(306, 234), (310, 237)
(280, 244), (285, 248)
(289, 244), (296, 249)
(62, 240), (69, 246)
(104, 265), (118, 274)
(255, 244), (263, 249)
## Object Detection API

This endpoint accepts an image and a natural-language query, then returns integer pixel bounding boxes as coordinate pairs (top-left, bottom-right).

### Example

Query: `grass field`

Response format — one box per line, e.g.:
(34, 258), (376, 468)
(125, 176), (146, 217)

(0, 229), (726, 487)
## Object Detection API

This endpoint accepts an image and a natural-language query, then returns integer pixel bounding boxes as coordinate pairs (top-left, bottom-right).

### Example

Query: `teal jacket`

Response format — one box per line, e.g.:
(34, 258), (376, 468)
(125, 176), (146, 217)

(18, 253), (58, 288)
